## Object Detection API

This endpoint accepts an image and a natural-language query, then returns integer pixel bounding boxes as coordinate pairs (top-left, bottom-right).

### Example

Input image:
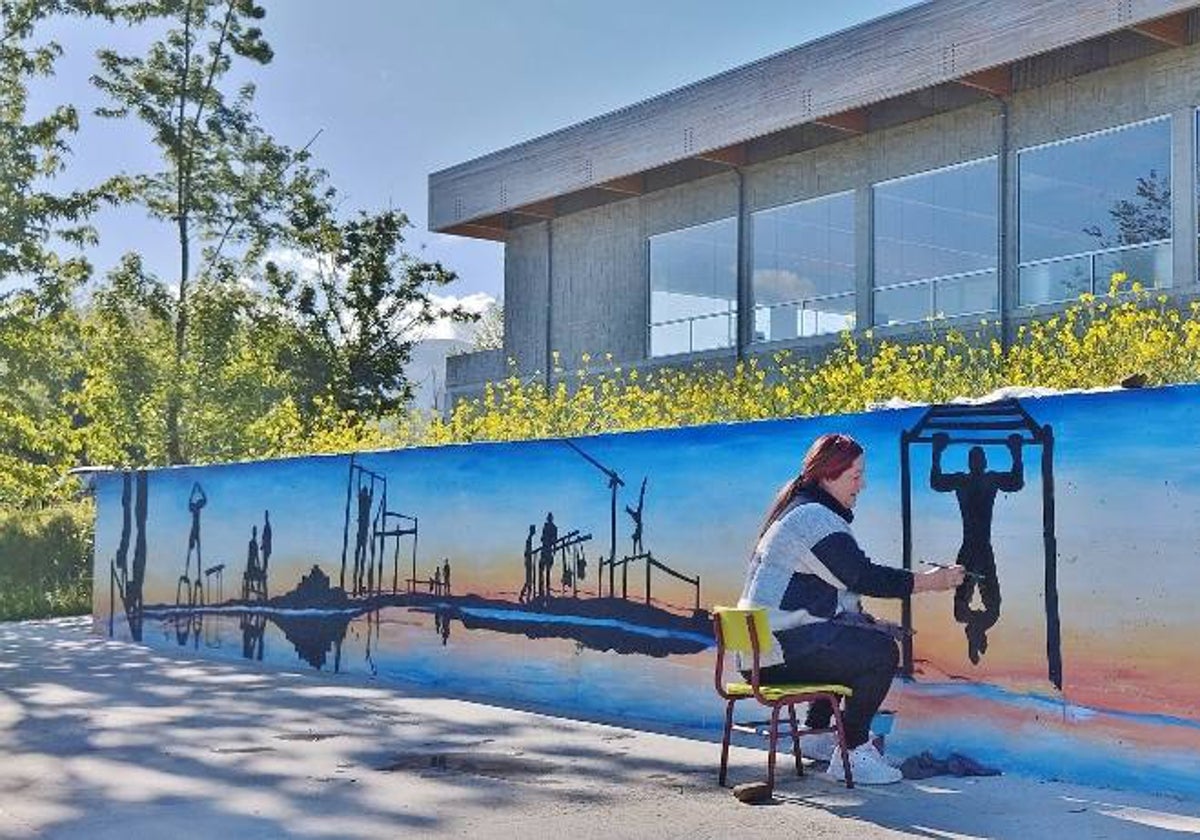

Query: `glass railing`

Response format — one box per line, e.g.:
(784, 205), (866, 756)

(751, 291), (856, 343)
(649, 307), (737, 357)
(873, 268), (998, 326)
(1017, 239), (1170, 306)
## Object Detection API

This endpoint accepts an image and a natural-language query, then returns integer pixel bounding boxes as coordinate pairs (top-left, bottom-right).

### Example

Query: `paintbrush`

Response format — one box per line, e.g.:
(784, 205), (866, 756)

(921, 561), (986, 582)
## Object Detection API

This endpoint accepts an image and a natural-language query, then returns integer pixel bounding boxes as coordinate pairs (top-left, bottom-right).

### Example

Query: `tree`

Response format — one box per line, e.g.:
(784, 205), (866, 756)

(263, 209), (477, 417)
(0, 0), (114, 506)
(92, 0), (328, 463)
(1083, 169), (1171, 249)
(471, 298), (504, 351)
(0, 0), (109, 282)
(75, 253), (174, 467)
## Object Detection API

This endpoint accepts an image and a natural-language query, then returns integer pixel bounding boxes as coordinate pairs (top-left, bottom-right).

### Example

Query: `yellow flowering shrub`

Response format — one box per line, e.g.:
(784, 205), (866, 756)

(343, 274), (1200, 451)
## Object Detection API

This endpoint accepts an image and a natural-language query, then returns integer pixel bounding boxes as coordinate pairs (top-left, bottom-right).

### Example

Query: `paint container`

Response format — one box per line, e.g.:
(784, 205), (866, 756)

(870, 709), (896, 755)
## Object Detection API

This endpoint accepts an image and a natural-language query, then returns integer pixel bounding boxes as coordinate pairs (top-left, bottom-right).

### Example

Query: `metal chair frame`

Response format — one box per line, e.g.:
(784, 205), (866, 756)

(712, 607), (855, 792)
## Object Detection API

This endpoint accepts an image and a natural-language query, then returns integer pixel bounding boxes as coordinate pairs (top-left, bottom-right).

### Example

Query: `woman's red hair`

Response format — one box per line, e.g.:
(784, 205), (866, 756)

(757, 433), (864, 538)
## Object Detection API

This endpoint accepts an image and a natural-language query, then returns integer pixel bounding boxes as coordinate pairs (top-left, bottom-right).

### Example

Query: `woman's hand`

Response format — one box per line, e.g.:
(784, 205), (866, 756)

(913, 564), (965, 593)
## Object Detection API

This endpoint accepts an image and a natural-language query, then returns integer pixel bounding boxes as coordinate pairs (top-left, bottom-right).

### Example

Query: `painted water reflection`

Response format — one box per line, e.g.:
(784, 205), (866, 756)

(148, 605), (720, 732)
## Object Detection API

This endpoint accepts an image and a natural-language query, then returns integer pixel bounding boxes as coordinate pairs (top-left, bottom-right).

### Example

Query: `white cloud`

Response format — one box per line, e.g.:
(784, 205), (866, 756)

(261, 246), (322, 279)
(258, 247), (498, 342)
(416, 292), (497, 341)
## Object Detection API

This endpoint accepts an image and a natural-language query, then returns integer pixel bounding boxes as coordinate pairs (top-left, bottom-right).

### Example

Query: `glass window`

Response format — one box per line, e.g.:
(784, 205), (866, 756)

(1018, 117), (1171, 305)
(873, 157), (998, 325)
(750, 192), (855, 342)
(648, 217), (738, 357)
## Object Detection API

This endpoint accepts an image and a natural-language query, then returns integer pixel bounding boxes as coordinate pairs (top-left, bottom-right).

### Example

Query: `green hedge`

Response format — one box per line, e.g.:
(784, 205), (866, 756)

(0, 501), (93, 621)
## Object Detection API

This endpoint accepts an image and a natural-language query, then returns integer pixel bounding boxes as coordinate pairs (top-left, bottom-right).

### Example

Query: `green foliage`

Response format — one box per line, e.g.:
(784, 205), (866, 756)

(0, 500), (93, 620)
(0, 1), (468, 618)
(92, 0), (330, 463)
(262, 209), (477, 417)
(0, 0), (113, 279)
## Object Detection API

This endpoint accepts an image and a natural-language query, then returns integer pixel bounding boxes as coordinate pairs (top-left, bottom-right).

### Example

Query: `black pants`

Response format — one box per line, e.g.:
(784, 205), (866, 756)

(757, 623), (898, 750)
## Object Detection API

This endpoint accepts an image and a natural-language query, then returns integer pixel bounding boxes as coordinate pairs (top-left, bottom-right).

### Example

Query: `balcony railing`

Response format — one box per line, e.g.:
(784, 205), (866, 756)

(649, 306), (736, 357)
(1018, 239), (1170, 306)
(874, 267), (998, 326)
(751, 290), (856, 343)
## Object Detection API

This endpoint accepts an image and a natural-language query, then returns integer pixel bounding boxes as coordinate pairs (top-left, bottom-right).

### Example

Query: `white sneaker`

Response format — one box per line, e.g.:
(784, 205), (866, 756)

(800, 730), (838, 762)
(827, 741), (903, 785)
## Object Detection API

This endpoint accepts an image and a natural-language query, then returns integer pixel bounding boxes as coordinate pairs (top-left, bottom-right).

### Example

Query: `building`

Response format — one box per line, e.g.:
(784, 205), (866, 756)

(431, 0), (1200, 401)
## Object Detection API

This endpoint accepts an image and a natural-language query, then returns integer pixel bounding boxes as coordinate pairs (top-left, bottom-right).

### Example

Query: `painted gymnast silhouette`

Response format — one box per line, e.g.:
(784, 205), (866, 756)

(185, 483), (207, 583)
(931, 432), (1024, 664)
(624, 477), (647, 556)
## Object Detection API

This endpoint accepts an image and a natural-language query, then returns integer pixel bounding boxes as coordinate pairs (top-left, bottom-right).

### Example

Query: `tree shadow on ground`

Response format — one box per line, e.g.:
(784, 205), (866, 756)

(2, 618), (1199, 840)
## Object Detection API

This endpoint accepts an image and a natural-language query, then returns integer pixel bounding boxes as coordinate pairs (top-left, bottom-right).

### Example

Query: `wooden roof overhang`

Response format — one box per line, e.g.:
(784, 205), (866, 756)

(429, 1), (1197, 241)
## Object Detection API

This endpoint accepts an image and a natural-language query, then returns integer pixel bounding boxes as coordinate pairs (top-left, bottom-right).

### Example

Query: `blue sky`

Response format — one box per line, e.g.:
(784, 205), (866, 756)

(31, 0), (921, 319)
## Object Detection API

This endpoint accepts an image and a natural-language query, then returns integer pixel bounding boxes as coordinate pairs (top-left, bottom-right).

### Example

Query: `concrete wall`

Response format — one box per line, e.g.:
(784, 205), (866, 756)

(94, 384), (1200, 798)
(451, 39), (1200, 395)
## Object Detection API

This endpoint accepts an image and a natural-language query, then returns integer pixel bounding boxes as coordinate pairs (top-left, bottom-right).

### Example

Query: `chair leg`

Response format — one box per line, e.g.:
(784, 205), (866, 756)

(766, 704), (781, 796)
(719, 699), (735, 787)
(829, 697), (854, 789)
(787, 703), (803, 776)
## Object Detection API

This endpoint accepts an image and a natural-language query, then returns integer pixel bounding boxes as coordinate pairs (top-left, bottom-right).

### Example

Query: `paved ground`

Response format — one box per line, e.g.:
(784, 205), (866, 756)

(1, 618), (1198, 839)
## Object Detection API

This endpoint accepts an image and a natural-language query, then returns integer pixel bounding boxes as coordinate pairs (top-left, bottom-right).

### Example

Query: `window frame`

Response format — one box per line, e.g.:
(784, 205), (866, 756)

(871, 155), (1001, 326)
(1015, 114), (1174, 307)
(645, 215), (740, 359)
(748, 189), (857, 344)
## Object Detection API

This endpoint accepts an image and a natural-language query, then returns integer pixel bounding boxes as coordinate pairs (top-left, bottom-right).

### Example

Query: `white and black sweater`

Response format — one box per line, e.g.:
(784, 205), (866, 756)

(737, 486), (913, 667)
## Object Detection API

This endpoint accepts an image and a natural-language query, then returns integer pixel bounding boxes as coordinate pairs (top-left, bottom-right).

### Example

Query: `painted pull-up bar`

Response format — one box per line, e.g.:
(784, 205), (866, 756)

(907, 434), (1043, 445)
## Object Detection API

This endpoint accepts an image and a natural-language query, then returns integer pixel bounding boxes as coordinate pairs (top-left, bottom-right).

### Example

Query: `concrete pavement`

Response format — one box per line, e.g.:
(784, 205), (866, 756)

(1, 617), (1198, 839)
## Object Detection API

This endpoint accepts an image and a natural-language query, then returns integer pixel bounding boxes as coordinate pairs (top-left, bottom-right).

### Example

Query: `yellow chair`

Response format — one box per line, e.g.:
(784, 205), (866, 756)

(712, 606), (855, 792)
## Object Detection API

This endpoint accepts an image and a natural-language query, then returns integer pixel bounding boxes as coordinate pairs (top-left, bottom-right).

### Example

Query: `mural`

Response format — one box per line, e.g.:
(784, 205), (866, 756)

(93, 384), (1200, 797)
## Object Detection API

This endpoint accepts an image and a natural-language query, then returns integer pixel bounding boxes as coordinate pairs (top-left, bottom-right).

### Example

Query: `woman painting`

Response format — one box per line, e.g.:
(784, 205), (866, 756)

(738, 433), (963, 785)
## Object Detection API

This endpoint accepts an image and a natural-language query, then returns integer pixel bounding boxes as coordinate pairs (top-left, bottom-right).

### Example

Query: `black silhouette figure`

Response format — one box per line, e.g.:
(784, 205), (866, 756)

(109, 470), (148, 641)
(433, 566), (442, 595)
(931, 432), (1024, 664)
(434, 609), (451, 645)
(178, 483), (207, 608)
(243, 525), (267, 602)
(260, 510), (272, 577)
(625, 477), (647, 557)
(115, 473), (132, 577)
(442, 558), (451, 596)
(249, 526), (259, 570)
(175, 610), (202, 649)
(520, 525), (536, 603)
(539, 512), (558, 600)
(574, 545), (587, 584)
(186, 483), (206, 571)
(131, 473), (148, 620)
(354, 485), (373, 595)
(204, 564), (225, 603)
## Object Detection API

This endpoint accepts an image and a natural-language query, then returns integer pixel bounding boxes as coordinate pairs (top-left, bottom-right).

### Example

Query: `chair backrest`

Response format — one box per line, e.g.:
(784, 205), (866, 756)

(712, 606), (771, 655)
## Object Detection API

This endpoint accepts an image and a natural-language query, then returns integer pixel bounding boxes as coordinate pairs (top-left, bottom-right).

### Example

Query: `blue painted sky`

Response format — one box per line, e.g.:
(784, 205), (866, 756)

(30, 1), (920, 305)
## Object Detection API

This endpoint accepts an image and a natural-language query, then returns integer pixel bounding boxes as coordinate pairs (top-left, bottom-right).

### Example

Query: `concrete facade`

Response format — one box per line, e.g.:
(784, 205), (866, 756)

(440, 4), (1200, 401)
